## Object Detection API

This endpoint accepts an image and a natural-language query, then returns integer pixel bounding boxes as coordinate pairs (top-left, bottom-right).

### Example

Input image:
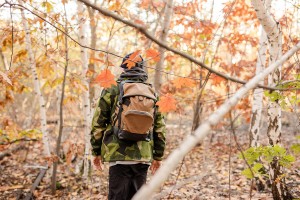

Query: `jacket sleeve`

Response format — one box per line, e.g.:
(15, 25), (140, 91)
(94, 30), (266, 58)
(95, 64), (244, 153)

(152, 101), (166, 161)
(90, 89), (112, 156)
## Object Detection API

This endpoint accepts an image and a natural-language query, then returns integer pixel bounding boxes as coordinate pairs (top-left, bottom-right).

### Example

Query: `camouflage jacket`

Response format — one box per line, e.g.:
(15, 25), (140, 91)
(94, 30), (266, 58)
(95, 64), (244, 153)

(90, 83), (166, 162)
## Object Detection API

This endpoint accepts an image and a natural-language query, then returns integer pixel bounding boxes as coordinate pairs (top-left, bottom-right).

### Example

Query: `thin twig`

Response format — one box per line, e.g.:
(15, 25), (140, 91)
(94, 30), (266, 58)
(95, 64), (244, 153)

(6, 2), (122, 59)
(7, 1), (298, 91)
(229, 116), (232, 200)
(229, 112), (254, 199)
(0, 138), (39, 145)
(51, 3), (69, 194)
(167, 157), (185, 199)
(77, 0), (300, 91)
(9, 5), (13, 70)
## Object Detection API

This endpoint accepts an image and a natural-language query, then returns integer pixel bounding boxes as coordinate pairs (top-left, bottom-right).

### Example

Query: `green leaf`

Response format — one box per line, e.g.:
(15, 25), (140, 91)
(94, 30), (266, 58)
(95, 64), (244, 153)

(291, 144), (300, 155)
(240, 147), (260, 165)
(290, 96), (300, 104)
(280, 100), (287, 109)
(241, 168), (254, 179)
(273, 145), (286, 156)
(41, 2), (53, 13)
(262, 147), (275, 162)
(264, 91), (282, 102)
(279, 155), (295, 167)
(253, 163), (263, 172)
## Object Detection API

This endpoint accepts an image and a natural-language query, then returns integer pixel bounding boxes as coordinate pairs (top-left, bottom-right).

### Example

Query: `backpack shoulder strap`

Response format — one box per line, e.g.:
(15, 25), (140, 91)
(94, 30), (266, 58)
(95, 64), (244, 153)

(118, 81), (125, 104)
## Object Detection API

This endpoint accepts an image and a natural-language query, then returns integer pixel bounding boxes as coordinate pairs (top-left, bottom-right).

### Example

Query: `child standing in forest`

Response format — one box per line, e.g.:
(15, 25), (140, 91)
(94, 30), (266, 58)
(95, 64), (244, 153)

(90, 53), (166, 200)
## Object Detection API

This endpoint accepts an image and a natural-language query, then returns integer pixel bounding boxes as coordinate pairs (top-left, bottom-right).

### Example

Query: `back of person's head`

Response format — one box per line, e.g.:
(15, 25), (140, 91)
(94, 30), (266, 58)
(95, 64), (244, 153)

(118, 53), (148, 82)
(120, 53), (145, 70)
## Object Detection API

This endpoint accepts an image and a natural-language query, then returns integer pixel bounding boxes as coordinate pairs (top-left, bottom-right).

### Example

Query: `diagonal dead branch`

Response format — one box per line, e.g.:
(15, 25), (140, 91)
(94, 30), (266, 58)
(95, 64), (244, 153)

(132, 42), (300, 199)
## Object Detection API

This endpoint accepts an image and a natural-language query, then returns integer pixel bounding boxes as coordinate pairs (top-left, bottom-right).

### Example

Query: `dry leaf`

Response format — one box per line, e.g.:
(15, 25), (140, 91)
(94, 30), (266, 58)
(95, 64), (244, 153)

(173, 77), (196, 89)
(93, 69), (116, 88)
(122, 50), (142, 69)
(0, 71), (12, 85)
(156, 93), (177, 113)
(145, 48), (160, 62)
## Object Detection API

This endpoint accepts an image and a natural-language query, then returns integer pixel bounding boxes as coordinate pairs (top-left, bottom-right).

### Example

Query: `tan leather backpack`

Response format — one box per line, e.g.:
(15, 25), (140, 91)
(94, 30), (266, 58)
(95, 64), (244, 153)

(113, 81), (157, 141)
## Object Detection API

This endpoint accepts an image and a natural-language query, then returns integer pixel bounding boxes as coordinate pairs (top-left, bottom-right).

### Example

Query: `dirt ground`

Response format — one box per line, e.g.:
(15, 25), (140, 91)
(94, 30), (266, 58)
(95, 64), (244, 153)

(0, 113), (299, 200)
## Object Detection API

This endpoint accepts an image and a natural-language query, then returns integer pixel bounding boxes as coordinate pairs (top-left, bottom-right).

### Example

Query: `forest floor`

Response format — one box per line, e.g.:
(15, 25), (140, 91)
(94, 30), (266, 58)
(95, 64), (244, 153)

(0, 114), (299, 200)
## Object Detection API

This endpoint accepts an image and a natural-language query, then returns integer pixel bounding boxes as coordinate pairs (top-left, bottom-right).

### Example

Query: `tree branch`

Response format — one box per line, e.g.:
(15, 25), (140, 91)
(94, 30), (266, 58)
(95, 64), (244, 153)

(9, 4), (13, 70)
(0, 138), (39, 145)
(7, 0), (299, 91)
(6, 2), (122, 59)
(77, 0), (300, 91)
(0, 144), (26, 160)
(133, 42), (300, 199)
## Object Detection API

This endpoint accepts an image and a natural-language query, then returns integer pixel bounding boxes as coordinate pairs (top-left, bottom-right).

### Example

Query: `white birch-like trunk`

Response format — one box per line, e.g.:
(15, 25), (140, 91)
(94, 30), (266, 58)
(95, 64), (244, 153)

(249, 27), (267, 147)
(19, 0), (50, 156)
(251, 0), (282, 145)
(250, 0), (289, 199)
(87, 4), (98, 106)
(77, 1), (91, 178)
(133, 43), (300, 200)
(154, 0), (173, 91)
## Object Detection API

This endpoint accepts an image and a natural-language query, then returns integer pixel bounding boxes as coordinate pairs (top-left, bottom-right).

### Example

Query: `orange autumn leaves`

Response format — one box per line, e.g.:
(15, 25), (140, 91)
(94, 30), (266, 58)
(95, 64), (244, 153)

(122, 50), (143, 69)
(156, 78), (196, 113)
(94, 49), (160, 88)
(93, 69), (117, 88)
(172, 77), (196, 89)
(93, 49), (197, 113)
(156, 93), (177, 113)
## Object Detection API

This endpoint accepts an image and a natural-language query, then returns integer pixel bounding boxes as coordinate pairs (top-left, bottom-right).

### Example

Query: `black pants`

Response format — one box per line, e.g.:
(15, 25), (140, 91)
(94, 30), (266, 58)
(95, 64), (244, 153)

(108, 164), (149, 200)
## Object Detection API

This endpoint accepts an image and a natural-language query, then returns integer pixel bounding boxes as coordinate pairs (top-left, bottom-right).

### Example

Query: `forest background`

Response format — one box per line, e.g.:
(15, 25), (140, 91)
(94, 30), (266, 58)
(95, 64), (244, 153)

(0, 0), (299, 199)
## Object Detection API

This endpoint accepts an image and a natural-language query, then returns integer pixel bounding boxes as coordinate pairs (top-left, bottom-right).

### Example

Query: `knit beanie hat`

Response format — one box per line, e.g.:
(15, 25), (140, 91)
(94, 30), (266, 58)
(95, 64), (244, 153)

(120, 53), (144, 69)
(118, 53), (148, 82)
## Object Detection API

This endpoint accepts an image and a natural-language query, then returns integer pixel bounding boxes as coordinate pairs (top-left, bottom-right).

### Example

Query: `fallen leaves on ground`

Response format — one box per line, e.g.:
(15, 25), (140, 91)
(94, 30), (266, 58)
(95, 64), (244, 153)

(0, 117), (299, 200)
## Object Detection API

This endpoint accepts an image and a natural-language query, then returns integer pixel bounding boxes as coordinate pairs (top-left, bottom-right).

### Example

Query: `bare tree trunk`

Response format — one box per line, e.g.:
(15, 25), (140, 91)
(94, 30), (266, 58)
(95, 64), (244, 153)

(249, 27), (267, 147)
(77, 0), (92, 178)
(249, 25), (268, 192)
(192, 3), (228, 132)
(87, 0), (98, 105)
(251, 0), (292, 199)
(145, 6), (165, 50)
(154, 0), (173, 92)
(133, 43), (300, 200)
(51, 3), (69, 194)
(19, 0), (50, 156)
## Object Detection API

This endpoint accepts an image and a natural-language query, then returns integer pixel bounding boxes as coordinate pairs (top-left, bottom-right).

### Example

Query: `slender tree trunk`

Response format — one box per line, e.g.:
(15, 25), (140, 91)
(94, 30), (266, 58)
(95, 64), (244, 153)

(51, 3), (69, 194)
(249, 27), (267, 147)
(192, 4), (228, 132)
(145, 6), (165, 50)
(249, 26), (268, 192)
(19, 0), (50, 156)
(77, 1), (92, 178)
(87, 1), (98, 105)
(251, 0), (292, 199)
(154, 0), (173, 92)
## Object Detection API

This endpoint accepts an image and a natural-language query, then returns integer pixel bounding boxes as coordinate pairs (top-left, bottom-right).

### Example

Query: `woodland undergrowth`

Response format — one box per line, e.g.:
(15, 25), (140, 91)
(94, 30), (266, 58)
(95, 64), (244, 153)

(0, 113), (299, 200)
